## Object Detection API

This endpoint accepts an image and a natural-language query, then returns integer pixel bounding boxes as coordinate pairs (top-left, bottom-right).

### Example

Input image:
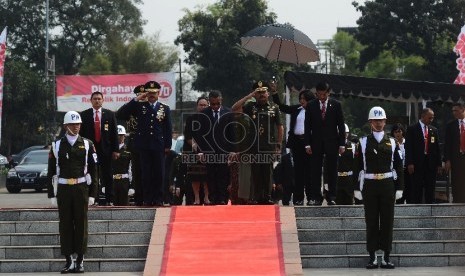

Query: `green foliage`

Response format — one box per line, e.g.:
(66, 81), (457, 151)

(0, 0), (145, 74)
(80, 34), (179, 75)
(175, 0), (303, 106)
(1, 59), (52, 154)
(353, 0), (464, 82)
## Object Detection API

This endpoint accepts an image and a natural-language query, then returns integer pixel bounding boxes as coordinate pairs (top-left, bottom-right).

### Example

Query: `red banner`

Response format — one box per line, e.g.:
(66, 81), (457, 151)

(56, 72), (176, 111)
(0, 27), (7, 146)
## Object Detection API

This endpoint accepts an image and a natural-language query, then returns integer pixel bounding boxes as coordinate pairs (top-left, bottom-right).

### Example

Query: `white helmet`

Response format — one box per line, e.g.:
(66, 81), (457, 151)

(117, 125), (126, 135)
(63, 111), (82, 124)
(344, 124), (349, 133)
(368, 106), (387, 120)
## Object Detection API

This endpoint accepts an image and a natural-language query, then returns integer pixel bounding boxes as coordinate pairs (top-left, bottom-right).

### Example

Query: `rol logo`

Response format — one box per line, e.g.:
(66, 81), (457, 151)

(158, 81), (173, 98)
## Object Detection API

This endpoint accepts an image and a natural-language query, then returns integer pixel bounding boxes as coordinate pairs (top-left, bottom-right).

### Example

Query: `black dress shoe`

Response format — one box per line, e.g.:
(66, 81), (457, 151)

(380, 260), (395, 269)
(327, 200), (336, 205)
(60, 260), (75, 274)
(293, 201), (304, 206)
(74, 261), (84, 273)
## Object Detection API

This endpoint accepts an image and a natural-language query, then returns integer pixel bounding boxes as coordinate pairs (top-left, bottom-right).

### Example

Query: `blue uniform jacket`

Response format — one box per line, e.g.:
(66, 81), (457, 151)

(118, 99), (172, 151)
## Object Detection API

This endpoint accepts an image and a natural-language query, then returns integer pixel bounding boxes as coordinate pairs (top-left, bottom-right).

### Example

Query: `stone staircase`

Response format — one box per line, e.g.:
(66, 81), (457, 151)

(0, 207), (156, 273)
(296, 204), (465, 268)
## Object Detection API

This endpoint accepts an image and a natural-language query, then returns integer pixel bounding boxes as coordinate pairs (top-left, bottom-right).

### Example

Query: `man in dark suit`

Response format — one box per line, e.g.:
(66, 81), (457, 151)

(80, 91), (119, 206)
(272, 88), (314, 205)
(304, 82), (345, 205)
(405, 108), (442, 204)
(198, 90), (232, 205)
(117, 81), (172, 206)
(444, 103), (465, 203)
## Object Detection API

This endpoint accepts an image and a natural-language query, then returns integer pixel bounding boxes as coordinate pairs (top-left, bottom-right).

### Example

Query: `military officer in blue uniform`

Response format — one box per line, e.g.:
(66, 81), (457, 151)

(117, 81), (172, 206)
(47, 111), (98, 273)
(354, 106), (404, 269)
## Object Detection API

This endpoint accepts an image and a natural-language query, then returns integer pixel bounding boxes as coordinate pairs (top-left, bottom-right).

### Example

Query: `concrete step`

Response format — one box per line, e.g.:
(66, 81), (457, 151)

(0, 258), (146, 273)
(297, 216), (465, 229)
(294, 204), (465, 218)
(0, 207), (157, 273)
(0, 208), (156, 221)
(296, 204), (465, 268)
(0, 220), (154, 233)
(0, 231), (152, 246)
(0, 245), (148, 259)
(301, 253), (465, 268)
(298, 228), (465, 242)
(300, 240), (465, 255)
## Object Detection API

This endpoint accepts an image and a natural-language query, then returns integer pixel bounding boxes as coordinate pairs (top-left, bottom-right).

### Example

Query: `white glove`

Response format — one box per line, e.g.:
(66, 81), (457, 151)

(88, 197), (95, 206)
(50, 197), (57, 206)
(128, 189), (135, 196)
(395, 190), (403, 200)
(354, 191), (363, 200)
(102, 187), (105, 194)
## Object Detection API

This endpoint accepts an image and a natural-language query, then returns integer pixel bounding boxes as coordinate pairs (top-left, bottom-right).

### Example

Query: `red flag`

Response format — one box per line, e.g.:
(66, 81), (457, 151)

(0, 26), (7, 146)
(453, 25), (465, 85)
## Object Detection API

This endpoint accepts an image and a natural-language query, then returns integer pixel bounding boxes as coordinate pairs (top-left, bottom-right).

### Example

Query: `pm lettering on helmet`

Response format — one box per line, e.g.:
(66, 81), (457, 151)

(72, 114), (80, 121)
(374, 110), (383, 117)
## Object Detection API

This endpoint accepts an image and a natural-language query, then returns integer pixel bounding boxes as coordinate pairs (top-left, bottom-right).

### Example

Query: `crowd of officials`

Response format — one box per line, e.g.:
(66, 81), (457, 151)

(46, 79), (465, 272)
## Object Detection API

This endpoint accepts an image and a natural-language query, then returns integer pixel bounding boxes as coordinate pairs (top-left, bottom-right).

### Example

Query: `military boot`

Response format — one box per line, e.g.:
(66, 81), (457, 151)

(380, 251), (395, 269)
(74, 254), (85, 273)
(60, 255), (75, 274)
(365, 251), (378, 269)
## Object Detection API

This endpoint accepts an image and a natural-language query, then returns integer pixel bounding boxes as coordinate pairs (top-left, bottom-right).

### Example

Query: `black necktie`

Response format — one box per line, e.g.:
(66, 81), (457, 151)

(214, 110), (219, 122)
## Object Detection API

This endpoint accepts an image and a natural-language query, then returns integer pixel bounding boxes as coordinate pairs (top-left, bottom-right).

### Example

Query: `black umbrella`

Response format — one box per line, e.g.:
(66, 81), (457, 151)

(240, 23), (319, 64)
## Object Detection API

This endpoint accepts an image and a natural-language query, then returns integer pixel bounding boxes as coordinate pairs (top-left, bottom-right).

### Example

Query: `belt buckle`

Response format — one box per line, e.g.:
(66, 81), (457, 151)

(374, 174), (382, 180)
(114, 174), (122, 179)
(66, 179), (77, 185)
(339, 172), (347, 176)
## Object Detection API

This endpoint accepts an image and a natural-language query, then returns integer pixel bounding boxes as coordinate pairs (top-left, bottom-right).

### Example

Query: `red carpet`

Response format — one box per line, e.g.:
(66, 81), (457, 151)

(161, 205), (285, 275)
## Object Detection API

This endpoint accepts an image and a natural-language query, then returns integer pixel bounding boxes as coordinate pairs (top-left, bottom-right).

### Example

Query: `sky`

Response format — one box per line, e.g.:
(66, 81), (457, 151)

(139, 0), (365, 51)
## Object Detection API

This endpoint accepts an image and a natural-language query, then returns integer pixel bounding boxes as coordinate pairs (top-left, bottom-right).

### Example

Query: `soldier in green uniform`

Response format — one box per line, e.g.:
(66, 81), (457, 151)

(112, 125), (132, 206)
(232, 80), (284, 204)
(335, 124), (358, 205)
(47, 111), (98, 273)
(116, 85), (143, 205)
(354, 106), (404, 269)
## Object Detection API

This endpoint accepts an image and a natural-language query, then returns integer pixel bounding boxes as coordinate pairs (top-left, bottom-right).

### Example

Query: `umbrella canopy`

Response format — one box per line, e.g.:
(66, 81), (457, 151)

(240, 23), (319, 64)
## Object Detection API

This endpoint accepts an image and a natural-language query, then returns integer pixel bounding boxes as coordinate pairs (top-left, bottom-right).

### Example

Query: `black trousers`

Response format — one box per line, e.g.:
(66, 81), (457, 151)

(291, 138), (311, 203)
(409, 156), (436, 204)
(206, 162), (230, 203)
(139, 149), (165, 205)
(362, 180), (395, 252)
(57, 184), (89, 255)
(95, 144), (113, 204)
(113, 179), (129, 206)
(310, 142), (338, 202)
(129, 145), (142, 205)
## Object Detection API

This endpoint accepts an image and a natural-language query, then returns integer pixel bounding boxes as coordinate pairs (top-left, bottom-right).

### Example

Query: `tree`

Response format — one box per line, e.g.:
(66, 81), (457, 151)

(1, 59), (52, 154)
(176, 0), (301, 105)
(80, 33), (179, 75)
(0, 0), (145, 74)
(353, 0), (464, 82)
